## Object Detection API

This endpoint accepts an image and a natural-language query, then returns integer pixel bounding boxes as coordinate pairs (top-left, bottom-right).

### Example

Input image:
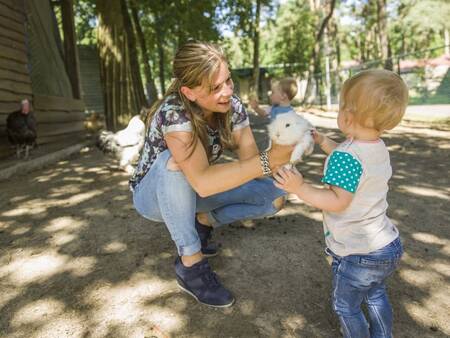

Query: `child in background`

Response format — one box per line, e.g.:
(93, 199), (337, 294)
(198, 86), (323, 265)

(250, 77), (298, 120)
(274, 69), (409, 338)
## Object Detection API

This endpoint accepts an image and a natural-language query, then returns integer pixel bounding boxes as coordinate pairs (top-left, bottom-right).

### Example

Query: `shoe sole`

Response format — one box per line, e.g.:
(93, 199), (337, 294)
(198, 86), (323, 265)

(202, 251), (218, 258)
(176, 281), (235, 308)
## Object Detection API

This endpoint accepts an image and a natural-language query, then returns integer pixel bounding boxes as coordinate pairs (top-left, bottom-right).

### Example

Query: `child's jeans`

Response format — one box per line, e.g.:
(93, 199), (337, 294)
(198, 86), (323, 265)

(133, 150), (286, 256)
(326, 237), (403, 338)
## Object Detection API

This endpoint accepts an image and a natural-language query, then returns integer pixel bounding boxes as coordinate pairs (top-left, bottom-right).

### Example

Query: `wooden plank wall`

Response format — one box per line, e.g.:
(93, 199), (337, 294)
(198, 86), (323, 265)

(0, 0), (30, 158)
(33, 95), (85, 145)
(0, 0), (86, 160)
(79, 45), (105, 114)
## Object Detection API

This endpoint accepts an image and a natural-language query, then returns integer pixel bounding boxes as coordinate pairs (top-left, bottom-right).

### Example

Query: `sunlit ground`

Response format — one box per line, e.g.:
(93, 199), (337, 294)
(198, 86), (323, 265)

(0, 112), (449, 337)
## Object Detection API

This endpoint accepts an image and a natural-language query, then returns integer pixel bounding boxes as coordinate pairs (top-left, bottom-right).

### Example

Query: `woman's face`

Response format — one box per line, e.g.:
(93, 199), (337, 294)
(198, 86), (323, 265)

(190, 62), (234, 115)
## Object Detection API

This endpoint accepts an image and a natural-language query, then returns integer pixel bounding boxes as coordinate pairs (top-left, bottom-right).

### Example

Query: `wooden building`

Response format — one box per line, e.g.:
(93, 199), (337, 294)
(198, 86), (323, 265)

(0, 0), (85, 159)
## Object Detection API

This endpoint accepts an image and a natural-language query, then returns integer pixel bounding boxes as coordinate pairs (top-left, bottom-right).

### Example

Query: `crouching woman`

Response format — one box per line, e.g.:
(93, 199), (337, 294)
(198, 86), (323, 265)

(130, 41), (292, 307)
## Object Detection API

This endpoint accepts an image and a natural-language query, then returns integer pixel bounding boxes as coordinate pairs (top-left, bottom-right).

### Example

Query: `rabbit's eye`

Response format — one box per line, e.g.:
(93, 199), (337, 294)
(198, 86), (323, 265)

(285, 123), (291, 127)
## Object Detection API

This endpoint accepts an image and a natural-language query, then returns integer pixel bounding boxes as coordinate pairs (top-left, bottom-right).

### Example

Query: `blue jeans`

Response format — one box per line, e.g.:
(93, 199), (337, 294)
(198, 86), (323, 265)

(326, 237), (403, 338)
(133, 150), (286, 256)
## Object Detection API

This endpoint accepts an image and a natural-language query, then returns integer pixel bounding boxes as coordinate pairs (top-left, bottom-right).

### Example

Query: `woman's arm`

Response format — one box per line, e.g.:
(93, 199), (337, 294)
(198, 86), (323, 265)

(232, 126), (259, 160)
(165, 130), (291, 197)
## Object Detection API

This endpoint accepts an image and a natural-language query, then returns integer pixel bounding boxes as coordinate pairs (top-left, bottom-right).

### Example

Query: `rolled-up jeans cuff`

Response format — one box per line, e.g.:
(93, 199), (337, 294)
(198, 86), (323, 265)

(178, 239), (202, 257)
(206, 212), (221, 228)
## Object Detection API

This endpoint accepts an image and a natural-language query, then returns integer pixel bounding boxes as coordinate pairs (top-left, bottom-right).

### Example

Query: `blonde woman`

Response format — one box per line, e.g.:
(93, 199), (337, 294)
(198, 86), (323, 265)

(130, 41), (293, 307)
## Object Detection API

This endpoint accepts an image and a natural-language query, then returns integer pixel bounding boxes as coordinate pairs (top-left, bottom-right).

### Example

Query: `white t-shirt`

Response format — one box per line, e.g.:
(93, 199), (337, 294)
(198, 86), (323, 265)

(321, 138), (399, 256)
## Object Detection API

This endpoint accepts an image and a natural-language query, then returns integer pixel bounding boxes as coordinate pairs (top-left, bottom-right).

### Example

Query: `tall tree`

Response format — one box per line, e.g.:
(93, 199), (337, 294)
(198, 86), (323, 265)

(251, 0), (261, 97)
(304, 0), (336, 104)
(129, 0), (158, 105)
(219, 0), (273, 99)
(96, 0), (145, 129)
(376, 0), (393, 70)
(120, 0), (146, 106)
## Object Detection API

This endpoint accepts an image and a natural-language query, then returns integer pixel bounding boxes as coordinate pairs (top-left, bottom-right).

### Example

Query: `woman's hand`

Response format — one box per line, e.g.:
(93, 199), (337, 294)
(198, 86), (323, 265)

(267, 143), (295, 171)
(311, 129), (325, 145)
(273, 166), (304, 194)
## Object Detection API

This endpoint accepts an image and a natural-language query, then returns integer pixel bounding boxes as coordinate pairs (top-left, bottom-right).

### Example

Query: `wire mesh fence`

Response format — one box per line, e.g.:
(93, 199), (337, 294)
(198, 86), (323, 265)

(304, 45), (450, 107)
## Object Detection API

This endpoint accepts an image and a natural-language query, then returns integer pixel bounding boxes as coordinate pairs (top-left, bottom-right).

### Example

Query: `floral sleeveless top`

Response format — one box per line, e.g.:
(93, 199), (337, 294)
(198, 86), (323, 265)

(129, 93), (249, 190)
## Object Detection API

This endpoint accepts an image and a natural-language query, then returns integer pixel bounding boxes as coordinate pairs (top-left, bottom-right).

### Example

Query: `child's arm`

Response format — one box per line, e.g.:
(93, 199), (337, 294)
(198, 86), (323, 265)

(274, 167), (353, 213)
(249, 98), (270, 117)
(312, 130), (338, 155)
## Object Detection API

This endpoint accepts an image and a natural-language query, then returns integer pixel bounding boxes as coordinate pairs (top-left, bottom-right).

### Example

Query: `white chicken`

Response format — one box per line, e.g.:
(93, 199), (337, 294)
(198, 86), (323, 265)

(97, 115), (145, 174)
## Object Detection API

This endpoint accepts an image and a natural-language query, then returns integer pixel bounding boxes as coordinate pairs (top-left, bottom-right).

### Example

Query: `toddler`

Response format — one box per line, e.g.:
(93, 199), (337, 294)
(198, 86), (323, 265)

(274, 69), (409, 338)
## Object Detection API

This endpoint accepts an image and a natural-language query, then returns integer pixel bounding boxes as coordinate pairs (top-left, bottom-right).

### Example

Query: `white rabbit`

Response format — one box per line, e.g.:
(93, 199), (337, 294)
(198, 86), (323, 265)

(267, 111), (315, 167)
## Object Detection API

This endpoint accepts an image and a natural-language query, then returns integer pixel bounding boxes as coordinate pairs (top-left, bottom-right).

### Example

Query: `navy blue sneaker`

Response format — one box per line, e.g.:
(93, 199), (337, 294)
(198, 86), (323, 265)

(175, 257), (235, 308)
(195, 219), (218, 257)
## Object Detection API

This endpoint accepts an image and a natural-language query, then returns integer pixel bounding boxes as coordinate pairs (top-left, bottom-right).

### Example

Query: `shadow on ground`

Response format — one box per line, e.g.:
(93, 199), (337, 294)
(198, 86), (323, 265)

(0, 114), (448, 337)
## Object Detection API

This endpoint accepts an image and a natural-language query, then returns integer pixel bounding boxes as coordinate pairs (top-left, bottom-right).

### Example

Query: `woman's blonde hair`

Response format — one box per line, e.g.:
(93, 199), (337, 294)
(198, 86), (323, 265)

(145, 41), (236, 159)
(340, 69), (409, 131)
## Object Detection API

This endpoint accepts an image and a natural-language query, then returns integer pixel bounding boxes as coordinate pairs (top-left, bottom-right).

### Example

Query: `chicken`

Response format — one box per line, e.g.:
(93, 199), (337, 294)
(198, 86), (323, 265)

(84, 112), (105, 133)
(6, 99), (37, 159)
(97, 114), (145, 174)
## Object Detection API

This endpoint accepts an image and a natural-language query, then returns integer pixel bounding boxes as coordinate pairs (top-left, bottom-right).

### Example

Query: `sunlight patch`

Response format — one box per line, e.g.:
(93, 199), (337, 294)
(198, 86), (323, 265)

(430, 262), (450, 277)
(103, 241), (127, 253)
(11, 226), (31, 235)
(282, 315), (307, 333)
(221, 248), (235, 257)
(84, 277), (184, 337)
(50, 232), (77, 246)
(12, 299), (65, 326)
(66, 190), (104, 204)
(3, 206), (46, 217)
(2, 252), (67, 284)
(238, 299), (255, 315)
(411, 232), (448, 246)
(399, 269), (440, 287)
(67, 257), (97, 277)
(400, 185), (449, 200)
(44, 216), (85, 232)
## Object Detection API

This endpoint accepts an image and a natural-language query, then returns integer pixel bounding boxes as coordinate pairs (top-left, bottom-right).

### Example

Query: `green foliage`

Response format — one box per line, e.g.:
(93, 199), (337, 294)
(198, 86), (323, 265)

(262, 0), (315, 74)
(74, 0), (97, 45)
(74, 0), (449, 102)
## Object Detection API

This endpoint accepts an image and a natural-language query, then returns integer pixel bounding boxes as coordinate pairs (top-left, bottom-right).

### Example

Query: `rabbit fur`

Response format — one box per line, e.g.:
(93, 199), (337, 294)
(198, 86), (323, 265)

(267, 111), (315, 166)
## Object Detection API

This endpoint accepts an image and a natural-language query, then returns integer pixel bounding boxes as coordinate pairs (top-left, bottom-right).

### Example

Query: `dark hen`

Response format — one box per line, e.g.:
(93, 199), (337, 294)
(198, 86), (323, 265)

(6, 109), (37, 159)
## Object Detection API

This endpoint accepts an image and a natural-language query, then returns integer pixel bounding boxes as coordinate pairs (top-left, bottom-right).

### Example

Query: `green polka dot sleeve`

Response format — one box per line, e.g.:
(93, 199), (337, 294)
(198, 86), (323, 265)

(321, 151), (363, 193)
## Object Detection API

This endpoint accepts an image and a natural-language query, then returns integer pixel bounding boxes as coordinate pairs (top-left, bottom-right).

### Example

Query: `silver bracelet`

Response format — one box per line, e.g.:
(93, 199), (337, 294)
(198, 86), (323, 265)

(259, 151), (272, 176)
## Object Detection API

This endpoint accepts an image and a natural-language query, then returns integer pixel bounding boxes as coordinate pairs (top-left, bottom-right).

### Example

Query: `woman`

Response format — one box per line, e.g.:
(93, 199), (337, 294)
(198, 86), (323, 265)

(131, 41), (293, 308)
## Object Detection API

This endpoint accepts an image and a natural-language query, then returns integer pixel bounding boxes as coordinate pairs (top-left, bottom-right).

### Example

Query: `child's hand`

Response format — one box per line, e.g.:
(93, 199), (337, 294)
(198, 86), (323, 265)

(311, 129), (325, 145)
(249, 97), (259, 110)
(273, 166), (304, 194)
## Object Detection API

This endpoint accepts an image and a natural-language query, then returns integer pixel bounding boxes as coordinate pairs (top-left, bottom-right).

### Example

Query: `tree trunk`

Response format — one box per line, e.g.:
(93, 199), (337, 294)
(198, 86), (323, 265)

(60, 0), (82, 99)
(155, 17), (166, 95)
(376, 0), (392, 70)
(96, 0), (141, 129)
(324, 27), (331, 110)
(303, 0), (336, 105)
(120, 0), (146, 108)
(130, 0), (158, 105)
(445, 28), (450, 55)
(251, 0), (261, 98)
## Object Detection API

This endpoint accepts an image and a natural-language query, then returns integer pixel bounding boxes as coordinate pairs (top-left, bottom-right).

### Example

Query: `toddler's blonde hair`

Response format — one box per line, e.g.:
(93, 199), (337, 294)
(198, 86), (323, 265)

(340, 69), (409, 131)
(274, 78), (298, 101)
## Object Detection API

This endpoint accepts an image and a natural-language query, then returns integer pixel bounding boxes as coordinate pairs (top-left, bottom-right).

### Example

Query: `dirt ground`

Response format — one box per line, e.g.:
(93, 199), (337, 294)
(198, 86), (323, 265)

(0, 112), (449, 338)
